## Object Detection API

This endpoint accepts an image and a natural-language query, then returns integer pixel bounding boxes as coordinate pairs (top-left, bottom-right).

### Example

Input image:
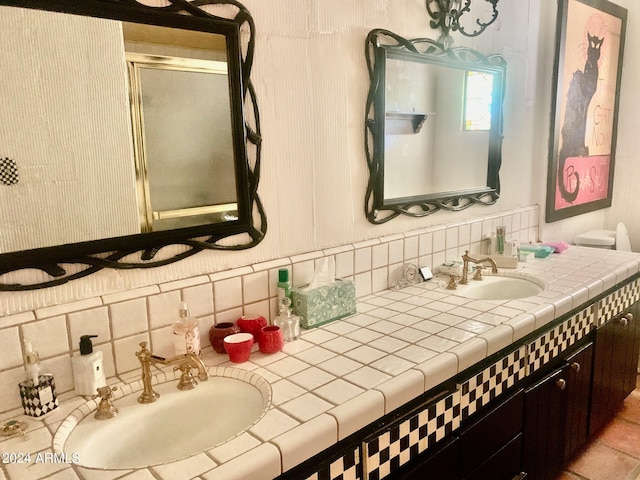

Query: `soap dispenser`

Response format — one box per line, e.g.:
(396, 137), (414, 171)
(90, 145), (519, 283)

(173, 302), (200, 356)
(72, 335), (106, 396)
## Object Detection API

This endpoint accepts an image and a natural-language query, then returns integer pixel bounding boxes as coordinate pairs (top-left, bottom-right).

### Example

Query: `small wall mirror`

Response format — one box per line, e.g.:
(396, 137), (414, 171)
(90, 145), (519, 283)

(365, 29), (506, 224)
(0, 0), (263, 291)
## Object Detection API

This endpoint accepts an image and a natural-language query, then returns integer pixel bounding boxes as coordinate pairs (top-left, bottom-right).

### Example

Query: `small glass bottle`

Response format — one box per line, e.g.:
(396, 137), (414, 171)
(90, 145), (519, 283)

(173, 302), (200, 356)
(273, 297), (300, 342)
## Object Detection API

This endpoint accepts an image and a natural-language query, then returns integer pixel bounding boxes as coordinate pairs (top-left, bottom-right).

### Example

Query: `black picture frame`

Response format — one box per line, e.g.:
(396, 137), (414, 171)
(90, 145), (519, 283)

(545, 0), (627, 223)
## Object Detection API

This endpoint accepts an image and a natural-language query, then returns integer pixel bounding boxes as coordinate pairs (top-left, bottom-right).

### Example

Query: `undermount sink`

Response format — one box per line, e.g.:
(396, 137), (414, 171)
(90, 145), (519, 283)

(55, 367), (271, 470)
(453, 274), (546, 300)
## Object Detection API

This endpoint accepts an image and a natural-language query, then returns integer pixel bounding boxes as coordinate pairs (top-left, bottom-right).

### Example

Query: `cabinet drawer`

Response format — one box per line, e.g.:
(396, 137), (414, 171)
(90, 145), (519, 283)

(458, 389), (523, 478)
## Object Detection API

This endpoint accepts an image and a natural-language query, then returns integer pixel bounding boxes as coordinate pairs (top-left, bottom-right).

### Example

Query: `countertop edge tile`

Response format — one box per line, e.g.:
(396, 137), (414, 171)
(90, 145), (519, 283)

(506, 313), (536, 341)
(375, 370), (425, 414)
(413, 352), (459, 392)
(271, 413), (338, 472)
(450, 337), (488, 372)
(201, 442), (282, 480)
(328, 390), (385, 441)
(479, 324), (514, 356)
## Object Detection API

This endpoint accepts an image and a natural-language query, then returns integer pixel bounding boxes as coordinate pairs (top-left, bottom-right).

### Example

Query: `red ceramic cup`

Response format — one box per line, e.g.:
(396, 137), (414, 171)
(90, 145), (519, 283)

(236, 314), (267, 341)
(209, 322), (240, 354)
(223, 332), (254, 363)
(259, 325), (284, 354)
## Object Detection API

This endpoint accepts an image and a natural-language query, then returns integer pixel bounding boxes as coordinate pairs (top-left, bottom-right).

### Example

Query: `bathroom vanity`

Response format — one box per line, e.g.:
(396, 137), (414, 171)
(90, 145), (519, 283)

(274, 247), (640, 480)
(1, 246), (639, 480)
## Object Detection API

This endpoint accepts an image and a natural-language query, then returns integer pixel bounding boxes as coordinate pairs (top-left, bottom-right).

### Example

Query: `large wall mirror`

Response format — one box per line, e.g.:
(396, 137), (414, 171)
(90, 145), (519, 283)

(0, 0), (264, 291)
(365, 29), (506, 224)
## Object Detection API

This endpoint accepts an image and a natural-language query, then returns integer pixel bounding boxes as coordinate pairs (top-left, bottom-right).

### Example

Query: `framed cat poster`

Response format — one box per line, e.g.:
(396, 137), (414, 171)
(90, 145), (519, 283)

(545, 0), (627, 222)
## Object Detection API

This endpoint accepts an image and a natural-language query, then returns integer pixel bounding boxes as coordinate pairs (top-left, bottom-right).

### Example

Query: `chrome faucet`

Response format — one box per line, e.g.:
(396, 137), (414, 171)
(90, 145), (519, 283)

(135, 342), (209, 404)
(461, 250), (498, 285)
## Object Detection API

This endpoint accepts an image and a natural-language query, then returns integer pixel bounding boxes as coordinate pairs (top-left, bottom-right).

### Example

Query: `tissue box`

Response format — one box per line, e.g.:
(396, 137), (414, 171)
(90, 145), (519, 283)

(291, 279), (356, 329)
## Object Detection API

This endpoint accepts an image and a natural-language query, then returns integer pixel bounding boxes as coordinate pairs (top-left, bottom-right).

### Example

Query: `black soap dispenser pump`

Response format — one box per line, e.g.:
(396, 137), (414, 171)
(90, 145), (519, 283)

(72, 335), (106, 396)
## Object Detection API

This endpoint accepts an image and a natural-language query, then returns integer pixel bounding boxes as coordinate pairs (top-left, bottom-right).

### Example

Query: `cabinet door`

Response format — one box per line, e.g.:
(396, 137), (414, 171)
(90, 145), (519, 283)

(523, 365), (570, 480)
(564, 342), (594, 462)
(591, 304), (639, 434)
(463, 434), (523, 480)
(396, 437), (460, 480)
(458, 389), (523, 479)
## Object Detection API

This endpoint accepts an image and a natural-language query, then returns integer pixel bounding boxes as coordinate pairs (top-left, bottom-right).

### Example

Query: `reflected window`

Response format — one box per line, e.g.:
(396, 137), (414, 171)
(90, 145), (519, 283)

(463, 71), (493, 131)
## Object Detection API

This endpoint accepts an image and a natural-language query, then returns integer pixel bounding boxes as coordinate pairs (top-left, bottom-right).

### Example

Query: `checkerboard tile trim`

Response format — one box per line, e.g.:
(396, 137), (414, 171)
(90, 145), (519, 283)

(596, 279), (640, 327)
(362, 390), (460, 480)
(459, 346), (527, 421)
(527, 307), (594, 374)
(305, 447), (361, 480)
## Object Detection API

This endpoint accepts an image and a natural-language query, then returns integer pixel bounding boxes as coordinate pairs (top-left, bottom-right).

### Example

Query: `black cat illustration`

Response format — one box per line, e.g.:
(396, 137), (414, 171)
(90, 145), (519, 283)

(557, 33), (603, 203)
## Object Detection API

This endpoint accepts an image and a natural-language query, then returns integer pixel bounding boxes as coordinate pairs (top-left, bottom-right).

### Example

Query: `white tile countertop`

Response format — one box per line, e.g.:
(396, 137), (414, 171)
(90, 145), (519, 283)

(2, 246), (640, 480)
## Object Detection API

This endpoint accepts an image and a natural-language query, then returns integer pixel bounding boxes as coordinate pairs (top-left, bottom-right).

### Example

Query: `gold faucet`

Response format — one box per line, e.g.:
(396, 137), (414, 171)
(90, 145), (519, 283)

(460, 250), (498, 284)
(135, 342), (209, 404)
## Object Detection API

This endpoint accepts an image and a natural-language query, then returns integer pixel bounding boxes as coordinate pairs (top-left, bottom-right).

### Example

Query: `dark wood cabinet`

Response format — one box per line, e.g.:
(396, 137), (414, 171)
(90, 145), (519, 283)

(590, 304), (640, 435)
(564, 342), (594, 462)
(523, 365), (570, 480)
(395, 437), (460, 480)
(396, 390), (524, 480)
(458, 389), (524, 480)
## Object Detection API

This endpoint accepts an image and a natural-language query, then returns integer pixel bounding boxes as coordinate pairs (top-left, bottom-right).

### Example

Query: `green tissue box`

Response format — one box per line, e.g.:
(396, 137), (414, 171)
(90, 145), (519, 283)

(292, 279), (356, 329)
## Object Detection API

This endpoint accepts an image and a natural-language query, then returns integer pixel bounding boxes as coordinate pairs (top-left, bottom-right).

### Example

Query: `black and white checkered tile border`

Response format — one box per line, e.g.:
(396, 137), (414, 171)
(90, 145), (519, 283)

(362, 391), (459, 480)
(459, 346), (527, 421)
(305, 447), (360, 480)
(527, 306), (594, 374)
(596, 278), (640, 327)
(0, 157), (19, 186)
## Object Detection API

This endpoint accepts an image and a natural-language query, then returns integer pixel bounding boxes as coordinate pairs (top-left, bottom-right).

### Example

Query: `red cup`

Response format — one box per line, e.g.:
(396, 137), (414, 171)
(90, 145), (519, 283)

(209, 322), (240, 354)
(223, 332), (254, 363)
(236, 314), (267, 341)
(259, 326), (284, 354)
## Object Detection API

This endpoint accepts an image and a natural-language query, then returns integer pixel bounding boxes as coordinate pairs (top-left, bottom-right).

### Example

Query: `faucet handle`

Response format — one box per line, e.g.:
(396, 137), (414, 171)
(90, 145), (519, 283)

(473, 265), (485, 281)
(446, 274), (458, 290)
(93, 386), (119, 420)
(174, 362), (198, 391)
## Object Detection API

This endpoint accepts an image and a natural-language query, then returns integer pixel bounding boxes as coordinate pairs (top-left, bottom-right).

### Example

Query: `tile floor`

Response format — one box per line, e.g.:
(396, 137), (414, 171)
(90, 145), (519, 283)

(558, 376), (640, 480)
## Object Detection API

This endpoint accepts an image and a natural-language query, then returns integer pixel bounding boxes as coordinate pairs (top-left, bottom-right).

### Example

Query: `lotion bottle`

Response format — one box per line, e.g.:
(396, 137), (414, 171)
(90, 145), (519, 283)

(72, 335), (106, 396)
(173, 302), (200, 356)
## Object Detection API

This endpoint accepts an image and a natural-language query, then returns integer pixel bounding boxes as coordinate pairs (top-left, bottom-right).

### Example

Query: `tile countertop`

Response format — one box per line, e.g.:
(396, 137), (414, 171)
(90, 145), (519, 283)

(1, 246), (640, 480)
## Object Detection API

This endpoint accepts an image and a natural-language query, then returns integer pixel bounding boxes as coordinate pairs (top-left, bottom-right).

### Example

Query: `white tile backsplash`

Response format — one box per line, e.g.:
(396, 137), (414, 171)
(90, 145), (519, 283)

(0, 207), (540, 416)
(22, 315), (68, 359)
(110, 298), (148, 339)
(0, 327), (22, 370)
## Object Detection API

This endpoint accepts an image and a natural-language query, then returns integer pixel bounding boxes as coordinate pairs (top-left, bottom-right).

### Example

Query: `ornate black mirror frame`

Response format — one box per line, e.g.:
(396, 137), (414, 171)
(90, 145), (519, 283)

(364, 29), (506, 224)
(0, 0), (264, 291)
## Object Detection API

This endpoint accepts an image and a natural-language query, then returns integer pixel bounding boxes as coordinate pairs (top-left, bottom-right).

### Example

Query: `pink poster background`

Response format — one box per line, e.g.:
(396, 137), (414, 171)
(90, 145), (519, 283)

(555, 154), (610, 210)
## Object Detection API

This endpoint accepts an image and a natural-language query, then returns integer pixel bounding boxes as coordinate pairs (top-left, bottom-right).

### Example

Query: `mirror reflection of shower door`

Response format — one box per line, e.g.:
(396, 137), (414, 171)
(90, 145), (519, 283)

(127, 54), (238, 232)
